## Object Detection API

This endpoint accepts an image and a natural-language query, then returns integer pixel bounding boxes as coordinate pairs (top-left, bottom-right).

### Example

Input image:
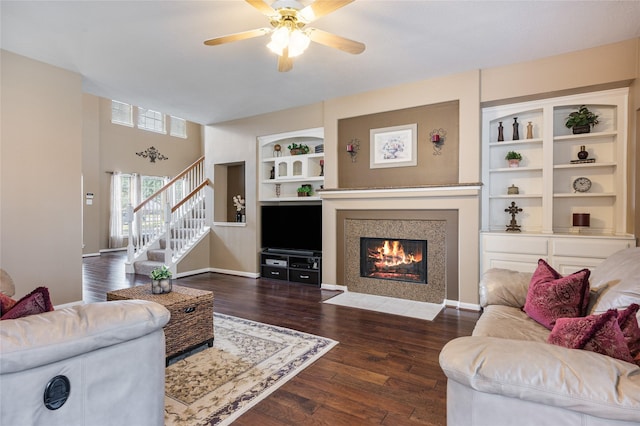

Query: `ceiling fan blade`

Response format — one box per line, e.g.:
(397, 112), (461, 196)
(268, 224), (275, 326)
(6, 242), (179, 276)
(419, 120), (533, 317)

(307, 28), (365, 54)
(204, 28), (271, 46)
(278, 49), (293, 72)
(299, 0), (354, 22)
(245, 0), (276, 16)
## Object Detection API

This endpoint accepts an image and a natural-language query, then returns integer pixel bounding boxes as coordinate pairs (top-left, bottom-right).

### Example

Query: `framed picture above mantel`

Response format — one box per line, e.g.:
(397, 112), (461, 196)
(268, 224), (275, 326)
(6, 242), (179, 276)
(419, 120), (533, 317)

(369, 123), (417, 169)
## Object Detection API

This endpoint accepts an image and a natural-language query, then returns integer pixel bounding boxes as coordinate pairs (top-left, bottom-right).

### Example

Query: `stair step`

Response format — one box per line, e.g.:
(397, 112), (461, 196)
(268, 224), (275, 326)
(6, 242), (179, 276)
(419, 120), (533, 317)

(134, 260), (164, 277)
(147, 249), (166, 262)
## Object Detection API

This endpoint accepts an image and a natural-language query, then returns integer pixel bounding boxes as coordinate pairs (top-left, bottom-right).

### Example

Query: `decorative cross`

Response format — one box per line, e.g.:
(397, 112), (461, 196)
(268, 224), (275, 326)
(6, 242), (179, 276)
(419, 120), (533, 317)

(505, 201), (523, 232)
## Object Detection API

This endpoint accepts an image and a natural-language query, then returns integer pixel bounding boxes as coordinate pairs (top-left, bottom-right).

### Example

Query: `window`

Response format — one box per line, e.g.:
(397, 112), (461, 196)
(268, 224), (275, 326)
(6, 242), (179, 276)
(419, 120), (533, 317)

(111, 100), (133, 126)
(170, 116), (187, 138)
(138, 107), (166, 134)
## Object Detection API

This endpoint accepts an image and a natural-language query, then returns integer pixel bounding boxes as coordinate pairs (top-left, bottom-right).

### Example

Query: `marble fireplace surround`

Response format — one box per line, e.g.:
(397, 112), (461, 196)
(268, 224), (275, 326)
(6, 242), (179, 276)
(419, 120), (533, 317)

(320, 185), (482, 308)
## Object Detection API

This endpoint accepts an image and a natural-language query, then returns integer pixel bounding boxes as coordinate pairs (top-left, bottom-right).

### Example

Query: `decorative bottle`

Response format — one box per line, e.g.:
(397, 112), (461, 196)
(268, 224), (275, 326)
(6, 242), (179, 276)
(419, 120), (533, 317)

(497, 122), (504, 142)
(512, 117), (519, 141)
(577, 145), (589, 160)
(526, 122), (533, 139)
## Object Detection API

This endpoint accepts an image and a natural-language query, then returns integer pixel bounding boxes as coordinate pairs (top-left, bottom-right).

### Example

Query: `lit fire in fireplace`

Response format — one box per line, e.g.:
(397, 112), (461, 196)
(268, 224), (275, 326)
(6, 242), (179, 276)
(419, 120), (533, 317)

(360, 238), (427, 284)
(368, 240), (422, 268)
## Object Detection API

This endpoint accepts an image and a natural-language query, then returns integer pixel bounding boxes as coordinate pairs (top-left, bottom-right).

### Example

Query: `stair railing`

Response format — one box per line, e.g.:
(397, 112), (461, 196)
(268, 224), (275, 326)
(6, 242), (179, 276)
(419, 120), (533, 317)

(126, 156), (209, 268)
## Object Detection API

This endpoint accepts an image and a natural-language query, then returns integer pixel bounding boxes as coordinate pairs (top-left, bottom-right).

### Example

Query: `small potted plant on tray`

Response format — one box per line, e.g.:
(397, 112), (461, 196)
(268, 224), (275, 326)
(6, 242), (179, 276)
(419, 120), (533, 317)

(287, 143), (310, 155)
(150, 265), (172, 294)
(565, 105), (599, 134)
(505, 151), (522, 168)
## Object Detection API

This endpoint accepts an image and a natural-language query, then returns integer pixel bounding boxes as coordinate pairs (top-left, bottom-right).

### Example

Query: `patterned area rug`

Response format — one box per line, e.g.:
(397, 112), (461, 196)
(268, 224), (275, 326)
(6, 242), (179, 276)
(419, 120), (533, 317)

(164, 313), (338, 426)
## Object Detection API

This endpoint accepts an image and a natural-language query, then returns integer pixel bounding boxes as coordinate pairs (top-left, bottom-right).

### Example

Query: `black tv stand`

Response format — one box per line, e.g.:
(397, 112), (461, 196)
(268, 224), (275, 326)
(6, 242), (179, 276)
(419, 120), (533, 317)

(260, 249), (322, 286)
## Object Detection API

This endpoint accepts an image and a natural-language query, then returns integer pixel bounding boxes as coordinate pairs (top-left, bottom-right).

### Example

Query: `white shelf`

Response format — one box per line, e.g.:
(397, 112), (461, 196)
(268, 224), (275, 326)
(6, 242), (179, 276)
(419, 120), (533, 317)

(553, 162), (616, 169)
(258, 128), (324, 202)
(481, 87), (629, 241)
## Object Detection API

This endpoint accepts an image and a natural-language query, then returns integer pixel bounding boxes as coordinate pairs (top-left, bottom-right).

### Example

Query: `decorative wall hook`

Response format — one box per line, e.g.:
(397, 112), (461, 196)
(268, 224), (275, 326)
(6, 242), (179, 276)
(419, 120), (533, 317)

(136, 146), (168, 163)
(346, 138), (360, 162)
(429, 128), (447, 155)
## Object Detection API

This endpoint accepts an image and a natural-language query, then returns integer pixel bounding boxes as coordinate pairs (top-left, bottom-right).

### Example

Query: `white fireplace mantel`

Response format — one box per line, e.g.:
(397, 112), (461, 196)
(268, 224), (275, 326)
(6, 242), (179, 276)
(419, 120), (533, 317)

(320, 183), (483, 309)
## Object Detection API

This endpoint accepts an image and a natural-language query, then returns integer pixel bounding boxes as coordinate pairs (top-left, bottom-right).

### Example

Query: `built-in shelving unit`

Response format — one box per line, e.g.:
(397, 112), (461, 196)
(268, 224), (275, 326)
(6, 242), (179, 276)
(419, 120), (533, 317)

(258, 128), (324, 202)
(480, 88), (635, 273)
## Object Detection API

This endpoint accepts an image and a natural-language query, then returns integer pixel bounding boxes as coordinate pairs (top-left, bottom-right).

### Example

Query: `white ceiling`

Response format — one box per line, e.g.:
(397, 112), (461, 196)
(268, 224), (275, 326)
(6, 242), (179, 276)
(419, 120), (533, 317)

(2, 1), (640, 125)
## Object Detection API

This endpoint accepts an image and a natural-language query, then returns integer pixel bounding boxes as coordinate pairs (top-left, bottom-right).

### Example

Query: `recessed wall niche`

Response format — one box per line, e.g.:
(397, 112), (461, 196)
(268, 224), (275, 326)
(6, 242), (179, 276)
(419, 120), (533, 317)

(213, 162), (245, 223)
(337, 100), (459, 189)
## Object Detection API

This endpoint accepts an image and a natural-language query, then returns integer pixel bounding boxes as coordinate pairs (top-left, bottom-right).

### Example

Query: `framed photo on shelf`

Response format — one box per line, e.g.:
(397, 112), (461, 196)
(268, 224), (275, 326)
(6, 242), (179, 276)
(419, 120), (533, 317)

(370, 123), (417, 169)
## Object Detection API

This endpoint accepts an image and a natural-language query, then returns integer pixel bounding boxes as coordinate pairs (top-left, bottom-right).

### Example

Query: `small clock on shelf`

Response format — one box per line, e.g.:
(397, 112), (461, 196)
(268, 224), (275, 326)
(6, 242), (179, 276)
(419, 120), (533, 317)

(573, 177), (592, 193)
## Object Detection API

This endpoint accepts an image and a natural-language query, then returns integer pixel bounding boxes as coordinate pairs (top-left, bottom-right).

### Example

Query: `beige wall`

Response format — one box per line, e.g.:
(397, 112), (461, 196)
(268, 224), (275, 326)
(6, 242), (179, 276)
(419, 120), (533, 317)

(206, 38), (639, 304)
(206, 103), (323, 273)
(1, 50), (83, 304)
(81, 95), (203, 254)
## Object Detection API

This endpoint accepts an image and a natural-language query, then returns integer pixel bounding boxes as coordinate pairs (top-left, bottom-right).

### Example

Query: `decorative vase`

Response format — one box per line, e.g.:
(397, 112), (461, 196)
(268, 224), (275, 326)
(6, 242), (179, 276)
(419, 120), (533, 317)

(508, 159), (520, 168)
(577, 145), (589, 160)
(526, 122), (533, 139)
(512, 117), (519, 140)
(236, 211), (242, 222)
(151, 279), (172, 294)
(497, 122), (504, 142)
(572, 124), (591, 134)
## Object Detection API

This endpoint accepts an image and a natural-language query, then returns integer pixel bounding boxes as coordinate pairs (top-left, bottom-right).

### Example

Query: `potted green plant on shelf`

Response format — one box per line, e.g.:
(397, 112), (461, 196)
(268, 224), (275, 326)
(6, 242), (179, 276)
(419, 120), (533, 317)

(296, 185), (312, 197)
(287, 143), (310, 155)
(505, 151), (522, 168)
(150, 265), (172, 294)
(565, 105), (599, 134)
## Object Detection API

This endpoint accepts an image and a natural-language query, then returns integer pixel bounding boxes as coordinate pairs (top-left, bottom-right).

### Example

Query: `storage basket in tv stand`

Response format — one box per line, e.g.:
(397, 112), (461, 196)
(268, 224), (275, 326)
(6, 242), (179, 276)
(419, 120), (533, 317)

(260, 249), (322, 286)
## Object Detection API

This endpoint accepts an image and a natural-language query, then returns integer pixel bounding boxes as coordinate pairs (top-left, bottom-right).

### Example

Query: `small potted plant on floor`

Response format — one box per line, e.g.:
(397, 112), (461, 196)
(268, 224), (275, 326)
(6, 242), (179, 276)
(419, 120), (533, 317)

(505, 151), (522, 168)
(287, 143), (310, 155)
(150, 265), (172, 294)
(565, 105), (599, 134)
(296, 185), (312, 197)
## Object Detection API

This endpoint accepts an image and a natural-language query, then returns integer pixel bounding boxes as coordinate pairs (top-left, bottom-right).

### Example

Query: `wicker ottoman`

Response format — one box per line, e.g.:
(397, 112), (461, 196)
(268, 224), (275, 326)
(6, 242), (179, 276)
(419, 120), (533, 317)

(107, 284), (214, 360)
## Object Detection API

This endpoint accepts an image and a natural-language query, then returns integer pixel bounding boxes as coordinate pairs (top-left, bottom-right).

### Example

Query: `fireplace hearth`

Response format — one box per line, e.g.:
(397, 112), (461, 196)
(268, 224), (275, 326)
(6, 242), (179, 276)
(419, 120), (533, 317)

(360, 238), (427, 284)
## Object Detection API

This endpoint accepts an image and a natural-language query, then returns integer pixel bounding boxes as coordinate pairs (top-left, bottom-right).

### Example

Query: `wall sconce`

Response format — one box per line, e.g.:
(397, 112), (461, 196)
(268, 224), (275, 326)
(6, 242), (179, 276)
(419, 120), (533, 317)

(346, 138), (360, 163)
(429, 128), (447, 155)
(572, 213), (590, 234)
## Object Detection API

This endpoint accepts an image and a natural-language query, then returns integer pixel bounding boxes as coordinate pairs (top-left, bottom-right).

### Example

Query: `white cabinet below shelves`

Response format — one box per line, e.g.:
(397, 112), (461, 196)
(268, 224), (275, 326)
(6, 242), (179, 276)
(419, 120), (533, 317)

(481, 232), (635, 275)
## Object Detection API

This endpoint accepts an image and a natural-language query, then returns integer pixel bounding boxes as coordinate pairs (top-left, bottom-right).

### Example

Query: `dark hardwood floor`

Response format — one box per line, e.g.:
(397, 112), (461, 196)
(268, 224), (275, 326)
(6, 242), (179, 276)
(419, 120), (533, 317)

(83, 252), (480, 425)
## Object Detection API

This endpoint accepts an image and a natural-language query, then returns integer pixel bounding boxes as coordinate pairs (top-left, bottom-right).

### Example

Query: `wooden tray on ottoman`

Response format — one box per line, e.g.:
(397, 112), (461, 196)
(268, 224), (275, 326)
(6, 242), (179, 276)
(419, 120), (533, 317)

(106, 284), (214, 360)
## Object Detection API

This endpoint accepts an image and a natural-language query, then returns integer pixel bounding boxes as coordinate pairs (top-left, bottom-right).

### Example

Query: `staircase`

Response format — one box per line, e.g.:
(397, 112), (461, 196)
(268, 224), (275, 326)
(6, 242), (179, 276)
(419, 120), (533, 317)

(125, 156), (212, 276)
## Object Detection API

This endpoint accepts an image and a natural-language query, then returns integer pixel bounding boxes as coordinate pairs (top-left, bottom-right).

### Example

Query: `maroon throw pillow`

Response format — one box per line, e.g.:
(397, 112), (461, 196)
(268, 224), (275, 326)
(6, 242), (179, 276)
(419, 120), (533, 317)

(618, 303), (640, 358)
(523, 259), (590, 329)
(0, 292), (17, 316)
(0, 287), (54, 320)
(548, 309), (634, 364)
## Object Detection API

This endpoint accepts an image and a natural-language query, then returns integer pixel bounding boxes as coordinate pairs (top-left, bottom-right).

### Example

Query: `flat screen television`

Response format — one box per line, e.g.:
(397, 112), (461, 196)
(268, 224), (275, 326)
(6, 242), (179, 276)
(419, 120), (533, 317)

(261, 204), (322, 252)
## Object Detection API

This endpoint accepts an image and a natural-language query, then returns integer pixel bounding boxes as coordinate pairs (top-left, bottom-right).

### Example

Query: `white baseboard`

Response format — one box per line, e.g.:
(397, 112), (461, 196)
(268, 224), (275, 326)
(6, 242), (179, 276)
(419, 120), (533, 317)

(444, 299), (481, 311)
(174, 268), (211, 279)
(210, 267), (260, 279)
(99, 248), (127, 253)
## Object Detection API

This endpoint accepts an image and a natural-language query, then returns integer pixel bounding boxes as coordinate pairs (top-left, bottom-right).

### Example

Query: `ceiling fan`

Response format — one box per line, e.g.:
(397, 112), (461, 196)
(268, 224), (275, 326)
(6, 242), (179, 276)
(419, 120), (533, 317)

(204, 0), (365, 72)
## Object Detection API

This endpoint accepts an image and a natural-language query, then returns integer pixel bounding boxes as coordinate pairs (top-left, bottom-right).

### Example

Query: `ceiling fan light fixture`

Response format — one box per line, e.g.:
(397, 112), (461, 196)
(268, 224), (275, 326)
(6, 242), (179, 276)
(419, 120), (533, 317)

(288, 29), (310, 57)
(267, 25), (290, 55)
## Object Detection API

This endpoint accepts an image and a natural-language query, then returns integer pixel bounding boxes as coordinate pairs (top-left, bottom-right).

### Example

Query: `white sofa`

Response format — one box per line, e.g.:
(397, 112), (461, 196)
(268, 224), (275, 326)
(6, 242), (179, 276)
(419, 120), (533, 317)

(440, 247), (640, 426)
(0, 274), (170, 426)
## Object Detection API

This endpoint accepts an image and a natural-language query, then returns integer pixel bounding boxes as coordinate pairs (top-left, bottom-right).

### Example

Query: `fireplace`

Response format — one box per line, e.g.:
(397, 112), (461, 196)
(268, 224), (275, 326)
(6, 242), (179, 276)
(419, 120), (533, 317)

(360, 238), (427, 284)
